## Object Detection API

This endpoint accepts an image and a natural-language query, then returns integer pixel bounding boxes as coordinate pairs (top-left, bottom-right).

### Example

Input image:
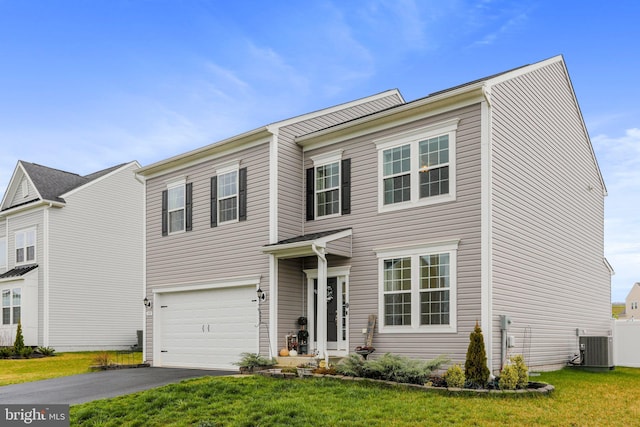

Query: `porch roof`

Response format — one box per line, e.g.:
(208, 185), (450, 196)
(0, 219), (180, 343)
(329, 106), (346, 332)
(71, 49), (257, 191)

(261, 228), (352, 259)
(0, 264), (38, 280)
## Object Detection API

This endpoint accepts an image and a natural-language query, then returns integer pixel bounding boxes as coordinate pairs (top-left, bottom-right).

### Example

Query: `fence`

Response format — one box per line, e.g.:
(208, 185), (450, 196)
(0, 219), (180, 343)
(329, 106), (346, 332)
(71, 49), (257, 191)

(613, 319), (640, 368)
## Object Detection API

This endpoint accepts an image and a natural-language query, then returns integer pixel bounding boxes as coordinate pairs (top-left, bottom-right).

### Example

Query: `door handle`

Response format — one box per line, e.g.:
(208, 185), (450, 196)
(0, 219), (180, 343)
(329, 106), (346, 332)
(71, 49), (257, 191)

(208, 324), (211, 332)
(202, 325), (205, 332)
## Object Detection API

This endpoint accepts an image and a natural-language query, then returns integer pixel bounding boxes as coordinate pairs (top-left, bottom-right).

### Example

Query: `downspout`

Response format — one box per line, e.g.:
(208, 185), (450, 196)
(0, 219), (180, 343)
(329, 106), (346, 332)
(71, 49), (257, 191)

(312, 243), (329, 365)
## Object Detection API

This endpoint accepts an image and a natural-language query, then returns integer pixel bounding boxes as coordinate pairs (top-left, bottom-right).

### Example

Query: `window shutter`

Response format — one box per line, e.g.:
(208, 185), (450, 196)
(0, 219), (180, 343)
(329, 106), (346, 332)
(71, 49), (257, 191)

(185, 182), (193, 232)
(210, 176), (217, 228)
(341, 158), (351, 215)
(161, 190), (168, 236)
(239, 167), (247, 221)
(306, 167), (315, 221)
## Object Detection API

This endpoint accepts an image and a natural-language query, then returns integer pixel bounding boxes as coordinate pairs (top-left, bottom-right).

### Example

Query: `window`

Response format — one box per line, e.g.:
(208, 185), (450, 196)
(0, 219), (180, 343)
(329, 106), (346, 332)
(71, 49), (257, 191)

(161, 179), (192, 236)
(2, 288), (21, 325)
(375, 119), (458, 212)
(210, 163), (247, 227)
(0, 237), (6, 270)
(632, 302), (638, 310)
(376, 240), (458, 333)
(15, 229), (35, 264)
(306, 151), (351, 220)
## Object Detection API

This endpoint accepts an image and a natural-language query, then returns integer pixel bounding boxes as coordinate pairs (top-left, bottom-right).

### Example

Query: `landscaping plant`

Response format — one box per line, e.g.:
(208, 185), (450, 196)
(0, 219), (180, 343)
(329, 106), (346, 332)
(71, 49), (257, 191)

(510, 354), (529, 388)
(234, 352), (276, 372)
(13, 321), (25, 354)
(464, 321), (490, 388)
(443, 364), (465, 388)
(499, 363), (519, 390)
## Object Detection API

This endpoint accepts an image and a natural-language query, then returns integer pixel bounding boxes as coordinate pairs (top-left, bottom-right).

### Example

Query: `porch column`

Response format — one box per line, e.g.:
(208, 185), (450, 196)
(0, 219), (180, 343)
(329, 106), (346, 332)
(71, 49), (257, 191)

(313, 244), (329, 364)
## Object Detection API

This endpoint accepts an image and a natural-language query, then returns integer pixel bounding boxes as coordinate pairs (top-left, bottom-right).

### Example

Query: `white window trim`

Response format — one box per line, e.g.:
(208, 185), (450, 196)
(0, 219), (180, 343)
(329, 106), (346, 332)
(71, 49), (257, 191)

(166, 179), (186, 235)
(15, 228), (36, 265)
(311, 150), (343, 219)
(216, 161), (240, 225)
(375, 239), (458, 334)
(375, 119), (458, 213)
(1, 287), (21, 325)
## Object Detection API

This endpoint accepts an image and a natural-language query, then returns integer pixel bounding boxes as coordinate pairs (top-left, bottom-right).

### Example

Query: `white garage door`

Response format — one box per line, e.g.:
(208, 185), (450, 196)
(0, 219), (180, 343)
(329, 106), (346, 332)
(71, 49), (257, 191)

(157, 285), (258, 369)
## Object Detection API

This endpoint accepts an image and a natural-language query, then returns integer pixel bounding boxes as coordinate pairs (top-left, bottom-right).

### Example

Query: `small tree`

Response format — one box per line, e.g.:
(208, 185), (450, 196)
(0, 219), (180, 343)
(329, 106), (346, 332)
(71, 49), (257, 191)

(13, 321), (25, 354)
(464, 321), (490, 387)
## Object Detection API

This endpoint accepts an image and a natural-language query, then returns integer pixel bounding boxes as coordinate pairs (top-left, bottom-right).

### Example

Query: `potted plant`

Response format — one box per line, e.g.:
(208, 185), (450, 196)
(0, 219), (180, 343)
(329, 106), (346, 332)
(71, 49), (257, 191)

(296, 362), (315, 377)
(234, 352), (276, 374)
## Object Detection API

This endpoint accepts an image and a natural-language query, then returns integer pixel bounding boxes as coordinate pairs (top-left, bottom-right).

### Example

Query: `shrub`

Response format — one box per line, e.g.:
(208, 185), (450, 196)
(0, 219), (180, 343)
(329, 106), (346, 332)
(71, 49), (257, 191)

(363, 353), (448, 385)
(336, 353), (366, 377)
(499, 363), (519, 390)
(19, 346), (33, 359)
(443, 364), (465, 388)
(13, 321), (25, 354)
(0, 347), (13, 358)
(234, 353), (276, 370)
(509, 354), (529, 388)
(464, 321), (490, 387)
(36, 346), (56, 357)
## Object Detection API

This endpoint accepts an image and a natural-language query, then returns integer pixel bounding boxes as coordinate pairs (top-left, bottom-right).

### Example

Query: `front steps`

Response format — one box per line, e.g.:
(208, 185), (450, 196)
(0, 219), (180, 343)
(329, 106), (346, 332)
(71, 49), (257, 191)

(276, 355), (344, 367)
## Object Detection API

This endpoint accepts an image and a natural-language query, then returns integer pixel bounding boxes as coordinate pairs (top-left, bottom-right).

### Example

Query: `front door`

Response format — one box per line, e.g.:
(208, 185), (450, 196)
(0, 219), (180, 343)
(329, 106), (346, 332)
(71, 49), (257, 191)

(311, 275), (348, 352)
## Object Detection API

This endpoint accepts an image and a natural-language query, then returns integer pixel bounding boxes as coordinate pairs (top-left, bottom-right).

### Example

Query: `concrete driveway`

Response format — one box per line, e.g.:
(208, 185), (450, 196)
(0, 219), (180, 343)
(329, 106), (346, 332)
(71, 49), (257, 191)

(0, 367), (236, 405)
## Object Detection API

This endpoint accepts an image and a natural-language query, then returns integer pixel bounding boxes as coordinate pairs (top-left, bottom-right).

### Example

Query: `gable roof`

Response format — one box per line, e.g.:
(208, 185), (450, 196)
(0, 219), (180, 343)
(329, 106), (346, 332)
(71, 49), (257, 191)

(1, 161), (135, 212)
(0, 264), (38, 280)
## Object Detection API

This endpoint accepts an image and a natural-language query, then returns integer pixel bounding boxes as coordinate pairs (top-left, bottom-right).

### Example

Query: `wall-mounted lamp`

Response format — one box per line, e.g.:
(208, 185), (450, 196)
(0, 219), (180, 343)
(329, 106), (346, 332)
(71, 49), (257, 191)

(143, 297), (152, 308)
(256, 288), (266, 302)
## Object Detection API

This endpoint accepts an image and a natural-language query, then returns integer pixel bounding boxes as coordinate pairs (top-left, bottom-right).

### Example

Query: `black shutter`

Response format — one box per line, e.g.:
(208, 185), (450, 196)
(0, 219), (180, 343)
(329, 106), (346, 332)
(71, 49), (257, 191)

(161, 190), (168, 236)
(185, 182), (193, 231)
(210, 176), (217, 227)
(239, 167), (247, 221)
(341, 158), (351, 215)
(306, 167), (315, 221)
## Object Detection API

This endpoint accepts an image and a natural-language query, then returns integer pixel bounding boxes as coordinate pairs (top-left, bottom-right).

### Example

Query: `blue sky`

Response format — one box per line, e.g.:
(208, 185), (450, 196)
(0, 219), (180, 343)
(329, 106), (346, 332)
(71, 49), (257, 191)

(0, 1), (638, 301)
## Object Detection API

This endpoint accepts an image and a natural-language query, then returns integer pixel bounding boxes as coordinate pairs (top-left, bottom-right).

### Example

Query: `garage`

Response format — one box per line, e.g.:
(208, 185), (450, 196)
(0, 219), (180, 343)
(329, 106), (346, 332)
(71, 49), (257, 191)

(155, 285), (258, 369)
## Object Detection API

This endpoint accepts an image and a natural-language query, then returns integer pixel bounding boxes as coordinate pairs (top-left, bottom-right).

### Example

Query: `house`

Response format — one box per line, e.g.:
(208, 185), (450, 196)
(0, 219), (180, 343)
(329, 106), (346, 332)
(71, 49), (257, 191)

(137, 55), (611, 373)
(0, 161), (143, 351)
(618, 283), (640, 319)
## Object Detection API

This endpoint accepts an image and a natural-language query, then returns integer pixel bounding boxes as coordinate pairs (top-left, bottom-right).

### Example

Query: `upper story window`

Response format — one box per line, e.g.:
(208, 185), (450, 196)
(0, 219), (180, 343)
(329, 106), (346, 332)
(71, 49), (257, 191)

(211, 162), (247, 227)
(375, 118), (458, 212)
(15, 229), (36, 264)
(375, 239), (458, 333)
(161, 178), (192, 236)
(306, 150), (351, 221)
(2, 288), (21, 325)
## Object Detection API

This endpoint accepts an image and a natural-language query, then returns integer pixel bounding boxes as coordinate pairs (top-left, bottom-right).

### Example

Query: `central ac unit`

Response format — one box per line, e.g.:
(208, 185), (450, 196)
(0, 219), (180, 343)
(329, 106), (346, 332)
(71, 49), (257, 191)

(579, 336), (614, 369)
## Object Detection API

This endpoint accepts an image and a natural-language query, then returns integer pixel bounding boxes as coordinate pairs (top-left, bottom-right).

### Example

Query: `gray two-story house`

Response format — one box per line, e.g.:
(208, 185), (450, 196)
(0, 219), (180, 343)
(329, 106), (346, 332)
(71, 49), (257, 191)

(137, 55), (611, 373)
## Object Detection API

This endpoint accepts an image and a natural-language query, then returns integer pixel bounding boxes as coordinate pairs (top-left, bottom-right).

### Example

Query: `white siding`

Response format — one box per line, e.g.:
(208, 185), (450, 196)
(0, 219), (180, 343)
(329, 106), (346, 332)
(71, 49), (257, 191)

(490, 60), (610, 371)
(47, 163), (143, 350)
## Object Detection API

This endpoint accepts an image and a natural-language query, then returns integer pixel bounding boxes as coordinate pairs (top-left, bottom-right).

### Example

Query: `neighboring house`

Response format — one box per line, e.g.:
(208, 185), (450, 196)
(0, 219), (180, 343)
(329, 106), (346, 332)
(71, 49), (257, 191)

(618, 283), (640, 319)
(0, 161), (143, 351)
(137, 55), (611, 373)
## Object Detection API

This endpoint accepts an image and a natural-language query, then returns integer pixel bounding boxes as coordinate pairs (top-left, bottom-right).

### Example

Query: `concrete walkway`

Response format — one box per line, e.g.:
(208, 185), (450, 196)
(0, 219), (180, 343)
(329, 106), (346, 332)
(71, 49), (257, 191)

(0, 367), (235, 405)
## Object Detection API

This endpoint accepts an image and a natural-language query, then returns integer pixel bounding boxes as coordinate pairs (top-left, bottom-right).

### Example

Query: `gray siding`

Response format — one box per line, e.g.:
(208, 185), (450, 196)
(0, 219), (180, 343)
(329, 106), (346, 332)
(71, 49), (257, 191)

(301, 104), (483, 363)
(9, 176), (35, 206)
(276, 93), (404, 241)
(490, 61), (610, 371)
(277, 258), (305, 350)
(145, 142), (272, 361)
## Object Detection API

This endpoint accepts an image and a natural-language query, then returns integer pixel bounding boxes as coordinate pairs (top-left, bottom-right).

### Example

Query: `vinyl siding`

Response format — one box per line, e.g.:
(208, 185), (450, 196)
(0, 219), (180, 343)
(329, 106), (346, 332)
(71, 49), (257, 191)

(301, 104), (483, 363)
(490, 60), (610, 371)
(276, 93), (404, 241)
(277, 258), (305, 349)
(9, 176), (35, 206)
(145, 142), (272, 362)
(47, 163), (143, 350)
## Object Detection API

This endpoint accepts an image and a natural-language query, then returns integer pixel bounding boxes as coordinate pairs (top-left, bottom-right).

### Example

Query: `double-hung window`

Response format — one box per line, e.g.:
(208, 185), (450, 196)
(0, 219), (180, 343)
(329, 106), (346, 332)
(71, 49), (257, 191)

(2, 288), (21, 325)
(306, 150), (351, 220)
(15, 229), (36, 264)
(161, 178), (192, 236)
(376, 240), (458, 333)
(375, 118), (458, 212)
(211, 162), (247, 227)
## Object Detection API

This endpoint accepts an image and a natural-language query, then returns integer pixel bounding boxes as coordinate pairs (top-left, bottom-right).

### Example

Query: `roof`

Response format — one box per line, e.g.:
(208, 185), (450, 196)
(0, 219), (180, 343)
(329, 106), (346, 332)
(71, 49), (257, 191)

(0, 264), (38, 279)
(1, 161), (132, 211)
(261, 228), (352, 259)
(264, 228), (352, 246)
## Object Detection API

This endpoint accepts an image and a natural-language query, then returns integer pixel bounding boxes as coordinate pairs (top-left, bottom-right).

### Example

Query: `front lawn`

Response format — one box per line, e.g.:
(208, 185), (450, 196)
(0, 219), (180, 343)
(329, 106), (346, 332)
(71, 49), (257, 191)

(0, 351), (142, 386)
(71, 367), (640, 426)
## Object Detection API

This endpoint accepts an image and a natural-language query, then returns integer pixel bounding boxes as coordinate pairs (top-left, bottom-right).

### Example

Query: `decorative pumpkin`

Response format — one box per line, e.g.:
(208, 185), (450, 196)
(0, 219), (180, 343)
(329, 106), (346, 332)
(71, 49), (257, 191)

(279, 348), (289, 357)
(289, 349), (298, 357)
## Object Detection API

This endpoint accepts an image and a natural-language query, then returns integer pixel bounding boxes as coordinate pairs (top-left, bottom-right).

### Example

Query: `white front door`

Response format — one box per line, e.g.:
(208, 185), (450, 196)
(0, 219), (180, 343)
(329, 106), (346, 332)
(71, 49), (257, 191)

(305, 268), (350, 354)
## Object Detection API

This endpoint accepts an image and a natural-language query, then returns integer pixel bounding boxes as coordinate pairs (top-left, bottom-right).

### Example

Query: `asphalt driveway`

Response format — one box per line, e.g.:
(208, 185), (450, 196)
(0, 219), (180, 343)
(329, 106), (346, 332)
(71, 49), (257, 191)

(0, 367), (235, 405)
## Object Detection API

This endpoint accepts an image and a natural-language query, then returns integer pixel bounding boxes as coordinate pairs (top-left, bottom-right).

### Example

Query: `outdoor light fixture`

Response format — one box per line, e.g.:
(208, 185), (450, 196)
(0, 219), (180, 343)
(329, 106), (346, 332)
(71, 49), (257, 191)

(143, 297), (152, 308)
(256, 288), (266, 302)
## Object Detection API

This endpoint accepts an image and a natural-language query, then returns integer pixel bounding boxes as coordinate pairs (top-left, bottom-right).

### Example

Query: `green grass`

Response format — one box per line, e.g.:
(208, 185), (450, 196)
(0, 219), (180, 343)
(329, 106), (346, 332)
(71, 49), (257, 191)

(70, 367), (640, 426)
(0, 351), (142, 386)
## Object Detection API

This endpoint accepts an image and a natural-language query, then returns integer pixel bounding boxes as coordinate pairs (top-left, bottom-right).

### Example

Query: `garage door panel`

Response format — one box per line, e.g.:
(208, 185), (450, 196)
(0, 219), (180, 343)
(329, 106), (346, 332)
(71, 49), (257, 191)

(158, 285), (258, 369)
